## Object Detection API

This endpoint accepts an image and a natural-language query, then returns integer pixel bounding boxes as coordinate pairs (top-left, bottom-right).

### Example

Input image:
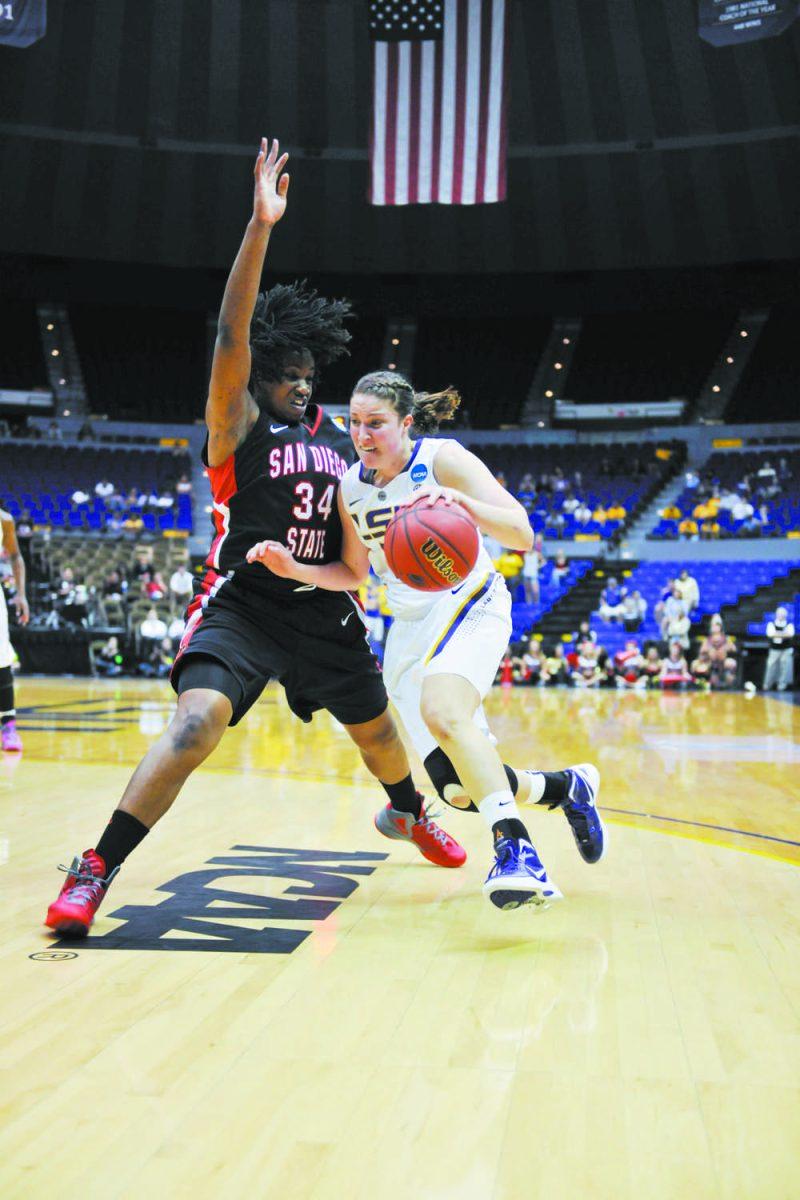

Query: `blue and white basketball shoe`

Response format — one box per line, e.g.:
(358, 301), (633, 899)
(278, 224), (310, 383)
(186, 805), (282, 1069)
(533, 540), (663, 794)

(562, 763), (606, 864)
(483, 838), (563, 910)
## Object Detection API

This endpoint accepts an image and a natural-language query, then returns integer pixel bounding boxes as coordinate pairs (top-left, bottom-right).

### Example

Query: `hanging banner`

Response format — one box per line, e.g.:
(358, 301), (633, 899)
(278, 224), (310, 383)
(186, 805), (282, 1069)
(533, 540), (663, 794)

(699, 0), (799, 46)
(0, 0), (47, 48)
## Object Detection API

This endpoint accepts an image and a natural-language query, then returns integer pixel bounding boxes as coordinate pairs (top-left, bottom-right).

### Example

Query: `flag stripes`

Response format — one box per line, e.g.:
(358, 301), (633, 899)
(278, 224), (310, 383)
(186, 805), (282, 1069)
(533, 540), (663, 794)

(369, 0), (508, 206)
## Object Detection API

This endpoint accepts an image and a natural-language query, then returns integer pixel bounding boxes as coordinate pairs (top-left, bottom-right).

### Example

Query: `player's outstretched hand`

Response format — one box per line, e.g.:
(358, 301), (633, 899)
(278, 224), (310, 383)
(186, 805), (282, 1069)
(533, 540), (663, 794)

(246, 539), (299, 578)
(253, 137), (290, 227)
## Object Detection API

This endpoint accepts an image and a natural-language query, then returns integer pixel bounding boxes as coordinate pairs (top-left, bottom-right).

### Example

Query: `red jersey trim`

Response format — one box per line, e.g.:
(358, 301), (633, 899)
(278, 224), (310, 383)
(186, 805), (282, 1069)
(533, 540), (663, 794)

(303, 405), (324, 437)
(206, 454), (238, 505)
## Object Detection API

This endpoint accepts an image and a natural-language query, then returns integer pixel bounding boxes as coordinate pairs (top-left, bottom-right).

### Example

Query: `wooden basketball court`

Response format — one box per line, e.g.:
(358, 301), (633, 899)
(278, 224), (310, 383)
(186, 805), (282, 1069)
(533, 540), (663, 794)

(2, 678), (798, 1199)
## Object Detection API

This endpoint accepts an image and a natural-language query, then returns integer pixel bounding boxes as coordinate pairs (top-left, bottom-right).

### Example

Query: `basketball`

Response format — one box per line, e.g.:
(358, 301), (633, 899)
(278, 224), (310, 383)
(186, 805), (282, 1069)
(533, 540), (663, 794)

(384, 495), (480, 591)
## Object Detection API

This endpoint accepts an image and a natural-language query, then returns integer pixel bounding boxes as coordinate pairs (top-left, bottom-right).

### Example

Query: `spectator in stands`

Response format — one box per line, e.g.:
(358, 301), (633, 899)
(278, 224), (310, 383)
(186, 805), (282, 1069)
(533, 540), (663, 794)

(57, 566), (77, 601)
(666, 603), (690, 652)
(175, 473), (193, 496)
(717, 488), (737, 514)
(520, 640), (544, 686)
(659, 642), (692, 689)
(653, 577), (675, 630)
(614, 639), (644, 689)
(144, 572), (167, 601)
(102, 569), (126, 600)
(494, 471), (508, 489)
(574, 501), (592, 526)
(659, 586), (684, 640)
(642, 646), (662, 687)
(156, 487), (175, 510)
(661, 502), (681, 520)
(763, 606), (795, 692)
(674, 568), (699, 615)
(757, 460), (778, 494)
(521, 546), (541, 604)
(95, 478), (115, 499)
(678, 516), (698, 541)
(94, 635), (123, 678)
(573, 642), (602, 687)
(169, 563), (194, 612)
(592, 505), (608, 526)
(731, 496), (754, 524)
(77, 419), (95, 442)
(542, 643), (570, 686)
(125, 487), (143, 510)
(496, 548), (524, 597)
(47, 421), (62, 441)
(700, 615), (737, 690)
(573, 619), (596, 647)
(684, 470), (699, 490)
(551, 552), (570, 585)
(132, 545), (156, 585)
(606, 502), (626, 521)
(700, 516), (720, 540)
(123, 512), (144, 533)
(15, 511), (33, 542)
(690, 646), (712, 690)
(140, 636), (175, 679)
(692, 497), (719, 522)
(71, 487), (90, 505)
(139, 606), (167, 647)
(599, 578), (626, 623)
(562, 490), (580, 516)
(621, 590), (646, 632)
(777, 457), (792, 486)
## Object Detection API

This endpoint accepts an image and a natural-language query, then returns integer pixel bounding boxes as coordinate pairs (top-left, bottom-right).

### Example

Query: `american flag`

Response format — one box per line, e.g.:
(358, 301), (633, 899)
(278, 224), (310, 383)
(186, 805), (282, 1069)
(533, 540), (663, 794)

(368, 0), (509, 206)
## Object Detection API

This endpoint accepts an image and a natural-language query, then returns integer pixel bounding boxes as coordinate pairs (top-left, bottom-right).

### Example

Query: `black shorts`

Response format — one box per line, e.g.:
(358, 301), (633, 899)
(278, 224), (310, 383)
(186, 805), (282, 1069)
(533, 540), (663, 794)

(171, 575), (387, 727)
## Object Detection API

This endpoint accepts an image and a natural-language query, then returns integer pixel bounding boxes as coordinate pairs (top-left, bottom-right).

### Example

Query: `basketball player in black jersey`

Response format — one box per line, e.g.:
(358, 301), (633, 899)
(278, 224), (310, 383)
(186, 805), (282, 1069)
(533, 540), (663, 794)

(45, 138), (464, 938)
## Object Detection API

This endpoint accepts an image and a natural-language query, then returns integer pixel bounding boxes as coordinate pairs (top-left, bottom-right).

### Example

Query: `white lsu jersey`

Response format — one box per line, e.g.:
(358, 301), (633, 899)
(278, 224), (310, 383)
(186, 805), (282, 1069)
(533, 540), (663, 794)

(339, 437), (495, 621)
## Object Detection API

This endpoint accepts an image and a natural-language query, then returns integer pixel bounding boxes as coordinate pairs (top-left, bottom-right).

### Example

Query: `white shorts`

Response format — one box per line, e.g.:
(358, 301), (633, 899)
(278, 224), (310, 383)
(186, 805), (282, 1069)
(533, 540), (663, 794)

(0, 587), (13, 669)
(382, 571), (511, 762)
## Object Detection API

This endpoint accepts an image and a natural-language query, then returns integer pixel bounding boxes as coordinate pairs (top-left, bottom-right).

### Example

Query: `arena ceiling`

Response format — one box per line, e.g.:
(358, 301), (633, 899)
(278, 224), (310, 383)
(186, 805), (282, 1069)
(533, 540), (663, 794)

(0, 0), (798, 276)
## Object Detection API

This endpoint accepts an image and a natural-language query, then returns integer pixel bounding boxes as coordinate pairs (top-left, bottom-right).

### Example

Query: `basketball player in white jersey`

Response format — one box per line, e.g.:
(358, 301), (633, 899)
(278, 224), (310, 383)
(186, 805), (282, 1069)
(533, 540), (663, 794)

(0, 509), (29, 751)
(248, 371), (605, 910)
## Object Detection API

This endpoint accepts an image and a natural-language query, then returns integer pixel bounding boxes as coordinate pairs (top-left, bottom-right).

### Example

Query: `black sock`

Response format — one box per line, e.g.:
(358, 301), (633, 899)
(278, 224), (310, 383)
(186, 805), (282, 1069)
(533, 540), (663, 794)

(0, 665), (14, 721)
(536, 770), (571, 805)
(492, 818), (530, 843)
(96, 810), (150, 875)
(382, 773), (423, 818)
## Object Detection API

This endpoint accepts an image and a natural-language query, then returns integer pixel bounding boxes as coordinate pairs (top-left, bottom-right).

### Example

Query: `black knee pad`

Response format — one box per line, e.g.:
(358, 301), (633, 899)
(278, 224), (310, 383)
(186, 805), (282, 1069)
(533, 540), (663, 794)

(423, 747), (478, 812)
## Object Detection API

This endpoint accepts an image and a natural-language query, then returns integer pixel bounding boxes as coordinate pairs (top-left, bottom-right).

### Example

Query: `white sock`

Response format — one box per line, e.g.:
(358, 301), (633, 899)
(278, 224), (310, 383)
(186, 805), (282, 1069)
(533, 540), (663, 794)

(521, 770), (546, 804)
(478, 790), (518, 830)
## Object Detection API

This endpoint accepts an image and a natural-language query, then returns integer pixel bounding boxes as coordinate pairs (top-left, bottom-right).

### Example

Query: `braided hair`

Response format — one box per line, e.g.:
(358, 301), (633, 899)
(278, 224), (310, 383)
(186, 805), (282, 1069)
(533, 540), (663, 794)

(352, 370), (460, 434)
(249, 280), (353, 389)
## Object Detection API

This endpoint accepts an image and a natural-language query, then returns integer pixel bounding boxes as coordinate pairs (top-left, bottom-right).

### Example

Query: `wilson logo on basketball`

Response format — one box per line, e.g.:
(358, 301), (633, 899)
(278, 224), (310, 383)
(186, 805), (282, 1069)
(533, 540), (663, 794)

(421, 537), (461, 585)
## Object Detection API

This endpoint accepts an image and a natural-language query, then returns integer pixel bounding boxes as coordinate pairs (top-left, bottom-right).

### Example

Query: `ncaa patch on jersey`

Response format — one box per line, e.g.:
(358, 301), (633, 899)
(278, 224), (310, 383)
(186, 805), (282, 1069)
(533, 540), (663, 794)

(410, 463), (428, 483)
(332, 414), (348, 431)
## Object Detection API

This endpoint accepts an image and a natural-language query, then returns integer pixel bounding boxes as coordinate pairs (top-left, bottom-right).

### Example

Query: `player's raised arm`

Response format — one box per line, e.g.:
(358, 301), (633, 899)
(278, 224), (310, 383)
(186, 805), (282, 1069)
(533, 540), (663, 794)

(206, 138), (290, 467)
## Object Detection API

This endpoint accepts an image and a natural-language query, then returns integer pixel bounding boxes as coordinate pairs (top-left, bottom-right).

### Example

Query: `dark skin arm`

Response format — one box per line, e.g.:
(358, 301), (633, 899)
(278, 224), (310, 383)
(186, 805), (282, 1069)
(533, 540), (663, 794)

(0, 511), (29, 625)
(206, 138), (290, 469)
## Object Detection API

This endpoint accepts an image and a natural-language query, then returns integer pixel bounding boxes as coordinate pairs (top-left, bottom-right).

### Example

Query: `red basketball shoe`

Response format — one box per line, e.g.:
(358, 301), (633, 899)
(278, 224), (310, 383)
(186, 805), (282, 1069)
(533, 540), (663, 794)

(45, 850), (119, 937)
(374, 798), (466, 867)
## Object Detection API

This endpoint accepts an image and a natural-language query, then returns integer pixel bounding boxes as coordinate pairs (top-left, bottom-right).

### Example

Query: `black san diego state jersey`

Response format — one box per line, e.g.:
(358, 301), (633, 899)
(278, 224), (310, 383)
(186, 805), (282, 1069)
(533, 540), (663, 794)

(202, 405), (355, 598)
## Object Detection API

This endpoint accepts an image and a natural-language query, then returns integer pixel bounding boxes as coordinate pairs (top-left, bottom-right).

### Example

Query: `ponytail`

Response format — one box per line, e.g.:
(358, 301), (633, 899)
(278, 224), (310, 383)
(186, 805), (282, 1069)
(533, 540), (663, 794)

(410, 388), (461, 434)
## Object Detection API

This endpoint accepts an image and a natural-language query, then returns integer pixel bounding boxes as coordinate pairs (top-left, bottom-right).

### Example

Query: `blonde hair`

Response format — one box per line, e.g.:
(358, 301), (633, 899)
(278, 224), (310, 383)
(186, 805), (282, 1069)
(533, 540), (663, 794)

(352, 370), (460, 435)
